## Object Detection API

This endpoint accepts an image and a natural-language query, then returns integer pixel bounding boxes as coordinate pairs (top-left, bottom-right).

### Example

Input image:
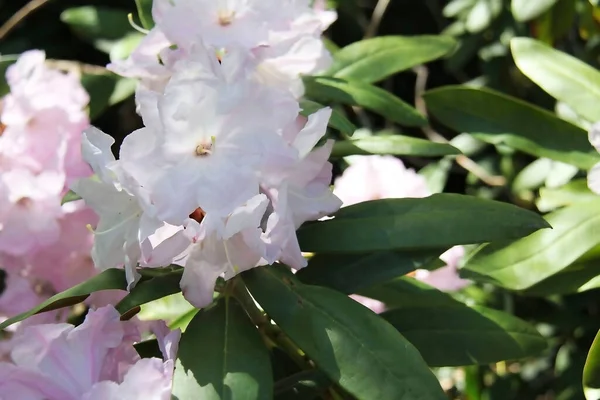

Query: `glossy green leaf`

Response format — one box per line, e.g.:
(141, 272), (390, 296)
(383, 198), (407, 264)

(135, 0), (154, 29)
(511, 37), (600, 122)
(424, 86), (599, 169)
(244, 266), (446, 400)
(299, 100), (356, 136)
(60, 6), (133, 53)
(537, 179), (598, 212)
(303, 76), (427, 127)
(511, 0), (558, 21)
(360, 278), (546, 366)
(0, 269), (127, 331)
(297, 194), (550, 253)
(172, 296), (272, 400)
(330, 134), (460, 157)
(115, 268), (183, 315)
(326, 35), (457, 83)
(584, 330), (600, 391)
(521, 259), (600, 296)
(81, 73), (137, 119)
(462, 200), (600, 290)
(296, 250), (443, 294)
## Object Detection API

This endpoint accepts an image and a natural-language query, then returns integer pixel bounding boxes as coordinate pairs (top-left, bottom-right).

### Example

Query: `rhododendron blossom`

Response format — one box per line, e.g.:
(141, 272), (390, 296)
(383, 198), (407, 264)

(75, 35), (341, 308)
(109, 0), (336, 96)
(0, 50), (107, 327)
(0, 305), (179, 400)
(334, 155), (470, 311)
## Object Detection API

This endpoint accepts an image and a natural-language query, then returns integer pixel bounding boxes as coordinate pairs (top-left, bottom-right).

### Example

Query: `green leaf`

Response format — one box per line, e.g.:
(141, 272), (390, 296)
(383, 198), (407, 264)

(585, 330), (600, 392)
(115, 268), (183, 315)
(512, 158), (553, 193)
(424, 86), (599, 170)
(443, 0), (477, 18)
(303, 76), (427, 127)
(296, 194), (551, 253)
(274, 370), (331, 400)
(465, 0), (503, 33)
(172, 296), (272, 400)
(81, 73), (137, 119)
(299, 100), (356, 136)
(534, 0), (577, 43)
(109, 32), (144, 62)
(60, 6), (133, 54)
(330, 134), (460, 157)
(511, 0), (558, 21)
(244, 266), (446, 400)
(0, 268), (127, 331)
(136, 292), (196, 326)
(61, 190), (82, 205)
(419, 157), (454, 194)
(537, 179), (598, 212)
(521, 259), (600, 296)
(326, 35), (457, 83)
(360, 278), (546, 366)
(511, 37), (600, 123)
(0, 55), (18, 96)
(462, 200), (600, 290)
(296, 250), (443, 294)
(135, 0), (155, 29)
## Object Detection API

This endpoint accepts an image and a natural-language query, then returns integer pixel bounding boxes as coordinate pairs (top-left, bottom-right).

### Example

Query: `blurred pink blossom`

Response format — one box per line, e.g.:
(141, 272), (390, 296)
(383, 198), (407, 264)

(0, 50), (114, 330)
(0, 50), (91, 257)
(0, 305), (179, 400)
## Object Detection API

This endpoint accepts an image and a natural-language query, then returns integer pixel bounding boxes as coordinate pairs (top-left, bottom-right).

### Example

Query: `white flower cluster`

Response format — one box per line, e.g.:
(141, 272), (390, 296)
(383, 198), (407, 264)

(73, 0), (342, 308)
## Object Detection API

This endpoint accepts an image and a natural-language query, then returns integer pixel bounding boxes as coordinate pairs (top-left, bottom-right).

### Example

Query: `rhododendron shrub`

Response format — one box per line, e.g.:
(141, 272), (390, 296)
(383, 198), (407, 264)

(9, 0), (600, 399)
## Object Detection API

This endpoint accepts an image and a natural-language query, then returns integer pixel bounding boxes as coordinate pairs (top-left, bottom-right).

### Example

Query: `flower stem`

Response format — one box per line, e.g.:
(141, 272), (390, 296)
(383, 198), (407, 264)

(232, 276), (313, 369)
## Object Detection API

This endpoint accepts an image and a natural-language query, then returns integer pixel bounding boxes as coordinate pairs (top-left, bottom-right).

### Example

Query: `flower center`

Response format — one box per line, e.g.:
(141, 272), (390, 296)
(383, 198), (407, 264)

(189, 207), (206, 223)
(16, 197), (32, 208)
(218, 9), (235, 26)
(195, 136), (216, 157)
(195, 143), (212, 156)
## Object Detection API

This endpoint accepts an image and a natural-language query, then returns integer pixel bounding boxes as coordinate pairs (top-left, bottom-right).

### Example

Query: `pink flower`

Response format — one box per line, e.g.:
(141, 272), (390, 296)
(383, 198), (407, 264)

(0, 169), (65, 256)
(333, 155), (469, 295)
(109, 0), (336, 96)
(1, 204), (98, 292)
(350, 294), (387, 314)
(0, 50), (90, 182)
(0, 50), (92, 257)
(181, 194), (270, 308)
(0, 305), (179, 400)
(0, 273), (55, 328)
(334, 155), (430, 206)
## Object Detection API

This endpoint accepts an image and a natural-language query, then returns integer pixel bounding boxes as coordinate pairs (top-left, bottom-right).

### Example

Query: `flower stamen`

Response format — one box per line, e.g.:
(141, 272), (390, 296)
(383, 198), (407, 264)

(195, 142), (213, 156)
(218, 9), (235, 26)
